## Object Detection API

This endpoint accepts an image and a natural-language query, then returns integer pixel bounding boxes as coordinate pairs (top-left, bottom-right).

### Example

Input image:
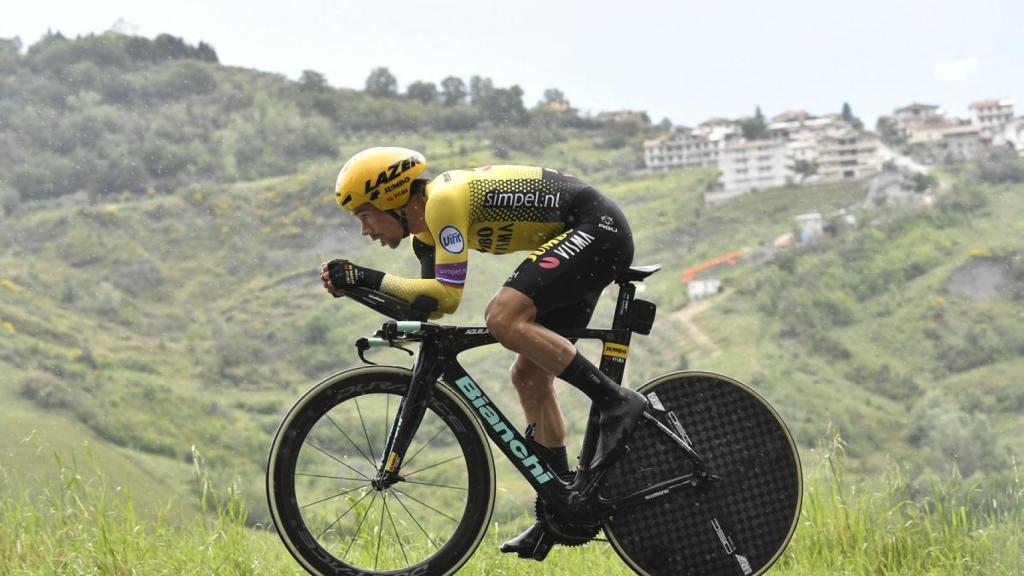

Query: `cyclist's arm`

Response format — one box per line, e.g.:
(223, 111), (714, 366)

(379, 194), (467, 315)
(412, 237), (436, 279)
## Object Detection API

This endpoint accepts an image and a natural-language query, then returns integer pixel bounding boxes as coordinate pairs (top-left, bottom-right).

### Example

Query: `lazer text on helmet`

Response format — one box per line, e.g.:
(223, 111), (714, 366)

(364, 156), (422, 194)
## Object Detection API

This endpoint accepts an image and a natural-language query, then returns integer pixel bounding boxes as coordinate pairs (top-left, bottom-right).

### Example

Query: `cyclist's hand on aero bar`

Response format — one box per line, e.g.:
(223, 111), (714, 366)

(320, 260), (346, 298)
(323, 259), (386, 297)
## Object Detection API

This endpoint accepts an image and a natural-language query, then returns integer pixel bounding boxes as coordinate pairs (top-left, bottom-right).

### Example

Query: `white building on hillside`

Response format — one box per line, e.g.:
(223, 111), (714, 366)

(893, 103), (943, 131)
(817, 131), (882, 181)
(768, 113), (849, 142)
(688, 278), (722, 301)
(718, 139), (789, 193)
(1003, 119), (1024, 157)
(939, 125), (984, 162)
(970, 99), (1014, 137)
(905, 118), (964, 144)
(643, 123), (739, 171)
(786, 139), (818, 164)
(643, 130), (720, 171)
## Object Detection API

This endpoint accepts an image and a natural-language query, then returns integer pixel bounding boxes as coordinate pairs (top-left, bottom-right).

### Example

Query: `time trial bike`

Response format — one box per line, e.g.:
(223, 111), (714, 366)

(266, 264), (802, 576)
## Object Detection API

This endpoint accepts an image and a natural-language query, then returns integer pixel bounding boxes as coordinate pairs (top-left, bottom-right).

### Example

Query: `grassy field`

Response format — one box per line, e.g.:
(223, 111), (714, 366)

(1, 434), (1020, 576)
(3, 136), (1023, 573)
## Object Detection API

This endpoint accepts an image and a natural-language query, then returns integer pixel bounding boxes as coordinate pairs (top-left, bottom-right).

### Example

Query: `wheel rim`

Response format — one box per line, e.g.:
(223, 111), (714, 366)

(268, 371), (494, 576)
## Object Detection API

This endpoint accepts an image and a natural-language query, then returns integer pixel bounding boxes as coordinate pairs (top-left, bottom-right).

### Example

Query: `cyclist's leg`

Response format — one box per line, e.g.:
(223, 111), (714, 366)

(509, 355), (565, 448)
(486, 222), (645, 469)
(510, 295), (602, 449)
(484, 289), (576, 376)
(501, 300), (597, 559)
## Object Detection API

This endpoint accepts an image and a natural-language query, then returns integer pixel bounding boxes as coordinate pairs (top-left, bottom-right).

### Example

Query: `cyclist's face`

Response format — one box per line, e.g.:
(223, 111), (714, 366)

(354, 205), (402, 249)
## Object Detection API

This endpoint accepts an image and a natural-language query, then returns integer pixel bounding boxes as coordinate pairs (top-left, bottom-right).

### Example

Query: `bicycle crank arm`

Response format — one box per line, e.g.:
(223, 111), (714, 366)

(606, 471), (709, 513)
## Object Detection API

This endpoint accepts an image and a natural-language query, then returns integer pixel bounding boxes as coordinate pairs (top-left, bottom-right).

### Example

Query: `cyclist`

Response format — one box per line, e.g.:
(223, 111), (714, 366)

(319, 147), (647, 559)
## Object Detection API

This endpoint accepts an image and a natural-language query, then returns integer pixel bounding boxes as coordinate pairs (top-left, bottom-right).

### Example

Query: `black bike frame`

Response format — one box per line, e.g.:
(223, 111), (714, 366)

(370, 281), (705, 523)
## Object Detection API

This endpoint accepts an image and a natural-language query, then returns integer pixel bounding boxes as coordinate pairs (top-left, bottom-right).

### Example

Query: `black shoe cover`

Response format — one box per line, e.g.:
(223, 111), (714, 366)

(500, 521), (554, 561)
(590, 388), (648, 470)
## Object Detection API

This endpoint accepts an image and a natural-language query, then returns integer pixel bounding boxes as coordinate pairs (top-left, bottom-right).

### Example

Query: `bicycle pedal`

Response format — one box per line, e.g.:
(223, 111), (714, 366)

(531, 531), (554, 561)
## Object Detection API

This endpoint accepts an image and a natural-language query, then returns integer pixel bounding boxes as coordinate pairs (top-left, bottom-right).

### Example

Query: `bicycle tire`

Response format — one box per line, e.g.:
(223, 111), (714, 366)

(267, 366), (495, 576)
(602, 371), (802, 576)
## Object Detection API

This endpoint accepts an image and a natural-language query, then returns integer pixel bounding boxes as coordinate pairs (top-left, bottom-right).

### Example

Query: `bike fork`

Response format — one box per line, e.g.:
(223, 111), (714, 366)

(371, 341), (444, 489)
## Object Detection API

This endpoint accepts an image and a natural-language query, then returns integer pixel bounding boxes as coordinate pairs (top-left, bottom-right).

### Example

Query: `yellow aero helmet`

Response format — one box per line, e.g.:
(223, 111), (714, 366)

(335, 147), (427, 212)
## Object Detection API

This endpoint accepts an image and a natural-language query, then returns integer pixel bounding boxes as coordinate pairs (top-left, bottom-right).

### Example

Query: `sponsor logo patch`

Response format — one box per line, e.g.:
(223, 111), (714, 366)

(385, 452), (401, 472)
(551, 230), (595, 261)
(435, 262), (467, 287)
(539, 256), (560, 269)
(602, 342), (629, 359)
(484, 190), (562, 209)
(363, 156), (421, 194)
(439, 226), (465, 255)
(527, 230), (571, 262)
(476, 223), (515, 253)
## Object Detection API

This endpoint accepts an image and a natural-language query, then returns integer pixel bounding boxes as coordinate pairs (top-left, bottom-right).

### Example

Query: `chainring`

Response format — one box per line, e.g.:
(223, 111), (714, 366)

(535, 494), (602, 547)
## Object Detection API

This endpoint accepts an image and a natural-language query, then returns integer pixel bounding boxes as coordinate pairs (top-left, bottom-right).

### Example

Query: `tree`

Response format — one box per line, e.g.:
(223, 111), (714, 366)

(740, 106), (767, 140)
(440, 76), (466, 106)
(299, 69), (327, 93)
(405, 80), (438, 104)
(0, 37), (20, 74)
(365, 67), (397, 98)
(478, 85), (527, 126)
(153, 34), (191, 61)
(542, 88), (565, 103)
(195, 41), (218, 63)
(841, 101), (864, 130)
(876, 115), (905, 146)
(793, 159), (817, 177)
(469, 75), (493, 105)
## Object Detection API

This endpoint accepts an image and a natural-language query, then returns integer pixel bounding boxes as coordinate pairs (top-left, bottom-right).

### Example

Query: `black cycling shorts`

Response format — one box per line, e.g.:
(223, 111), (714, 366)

(504, 188), (634, 330)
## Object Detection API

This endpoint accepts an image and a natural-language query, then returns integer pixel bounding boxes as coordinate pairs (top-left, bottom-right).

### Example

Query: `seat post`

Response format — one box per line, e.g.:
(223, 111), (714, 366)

(597, 281), (636, 385)
(612, 280), (636, 331)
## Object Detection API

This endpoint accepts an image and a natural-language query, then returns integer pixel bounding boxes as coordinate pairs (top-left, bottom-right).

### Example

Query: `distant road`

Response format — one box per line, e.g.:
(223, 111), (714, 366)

(671, 291), (728, 357)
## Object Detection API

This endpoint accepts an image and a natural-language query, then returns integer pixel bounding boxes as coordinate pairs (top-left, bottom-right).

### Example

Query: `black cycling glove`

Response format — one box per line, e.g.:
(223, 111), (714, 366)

(327, 259), (385, 291)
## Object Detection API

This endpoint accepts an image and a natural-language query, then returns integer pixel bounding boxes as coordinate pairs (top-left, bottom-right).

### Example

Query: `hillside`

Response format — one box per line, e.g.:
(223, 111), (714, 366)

(1, 33), (1023, 531)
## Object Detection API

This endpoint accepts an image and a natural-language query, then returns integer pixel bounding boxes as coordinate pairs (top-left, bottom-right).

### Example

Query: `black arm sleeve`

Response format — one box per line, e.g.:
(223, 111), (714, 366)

(412, 237), (436, 279)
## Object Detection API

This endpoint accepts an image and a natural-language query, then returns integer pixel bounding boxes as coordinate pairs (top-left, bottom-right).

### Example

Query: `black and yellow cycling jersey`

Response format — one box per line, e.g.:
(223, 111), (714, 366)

(380, 165), (633, 320)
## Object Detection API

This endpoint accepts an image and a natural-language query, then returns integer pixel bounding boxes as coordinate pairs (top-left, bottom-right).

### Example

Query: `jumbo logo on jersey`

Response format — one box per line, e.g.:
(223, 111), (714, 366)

(439, 226), (465, 254)
(363, 156), (422, 196)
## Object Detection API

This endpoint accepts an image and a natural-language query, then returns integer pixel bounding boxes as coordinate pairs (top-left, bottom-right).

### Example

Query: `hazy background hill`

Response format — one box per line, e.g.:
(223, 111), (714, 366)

(1, 32), (1023, 532)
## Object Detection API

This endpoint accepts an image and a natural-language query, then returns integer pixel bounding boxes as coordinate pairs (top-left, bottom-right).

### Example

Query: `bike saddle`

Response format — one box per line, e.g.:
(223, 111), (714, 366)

(615, 264), (661, 284)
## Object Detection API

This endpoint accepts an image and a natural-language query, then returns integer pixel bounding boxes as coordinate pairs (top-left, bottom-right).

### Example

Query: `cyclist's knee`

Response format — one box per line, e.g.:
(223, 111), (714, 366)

(510, 357), (553, 392)
(485, 290), (534, 343)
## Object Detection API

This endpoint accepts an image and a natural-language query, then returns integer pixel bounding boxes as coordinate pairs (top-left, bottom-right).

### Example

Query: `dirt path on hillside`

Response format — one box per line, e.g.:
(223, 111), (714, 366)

(670, 291), (729, 357)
